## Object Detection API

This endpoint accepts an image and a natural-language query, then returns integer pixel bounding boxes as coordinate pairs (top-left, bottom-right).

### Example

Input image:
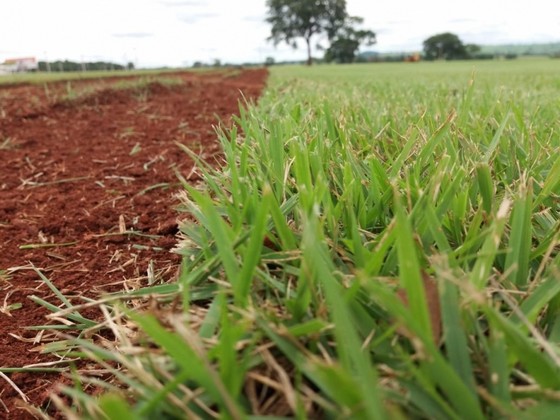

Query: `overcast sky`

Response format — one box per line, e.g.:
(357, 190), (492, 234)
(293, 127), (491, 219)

(1, 0), (559, 67)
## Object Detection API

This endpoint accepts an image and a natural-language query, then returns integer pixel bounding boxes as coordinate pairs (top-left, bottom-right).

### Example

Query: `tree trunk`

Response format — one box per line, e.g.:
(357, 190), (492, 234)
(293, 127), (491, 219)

(306, 37), (312, 66)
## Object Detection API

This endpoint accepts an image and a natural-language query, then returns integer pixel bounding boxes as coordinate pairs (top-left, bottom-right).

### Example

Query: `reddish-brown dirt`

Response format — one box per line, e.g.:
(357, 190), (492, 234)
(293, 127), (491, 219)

(0, 68), (268, 418)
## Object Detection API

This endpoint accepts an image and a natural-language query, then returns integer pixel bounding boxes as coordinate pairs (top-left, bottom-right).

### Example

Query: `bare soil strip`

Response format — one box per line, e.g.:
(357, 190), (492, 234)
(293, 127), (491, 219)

(0, 68), (268, 417)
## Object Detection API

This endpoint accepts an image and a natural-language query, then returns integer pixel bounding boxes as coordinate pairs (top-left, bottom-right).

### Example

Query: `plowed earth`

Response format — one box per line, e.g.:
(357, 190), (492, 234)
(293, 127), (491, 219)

(0, 68), (268, 418)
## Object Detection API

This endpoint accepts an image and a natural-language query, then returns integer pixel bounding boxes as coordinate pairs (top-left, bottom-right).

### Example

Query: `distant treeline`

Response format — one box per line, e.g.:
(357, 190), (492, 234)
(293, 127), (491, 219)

(479, 42), (560, 57)
(357, 51), (551, 63)
(355, 41), (560, 63)
(191, 59), (263, 69)
(37, 60), (134, 72)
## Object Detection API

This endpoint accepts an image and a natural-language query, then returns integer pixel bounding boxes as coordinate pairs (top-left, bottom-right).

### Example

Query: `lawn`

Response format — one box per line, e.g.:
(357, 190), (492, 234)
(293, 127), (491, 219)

(14, 58), (560, 418)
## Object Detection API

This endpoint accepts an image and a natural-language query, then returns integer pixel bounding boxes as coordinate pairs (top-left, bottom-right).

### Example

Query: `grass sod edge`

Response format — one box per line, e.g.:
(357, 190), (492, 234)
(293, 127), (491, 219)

(15, 59), (560, 417)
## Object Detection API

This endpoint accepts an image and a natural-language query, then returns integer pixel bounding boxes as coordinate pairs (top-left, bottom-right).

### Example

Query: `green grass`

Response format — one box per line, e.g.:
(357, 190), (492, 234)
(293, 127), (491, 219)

(0, 68), (171, 85)
(16, 59), (560, 418)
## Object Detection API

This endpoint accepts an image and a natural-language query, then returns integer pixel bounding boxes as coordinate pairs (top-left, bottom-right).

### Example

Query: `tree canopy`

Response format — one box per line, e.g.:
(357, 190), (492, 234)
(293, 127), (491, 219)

(266, 0), (374, 65)
(423, 32), (468, 60)
(324, 18), (376, 63)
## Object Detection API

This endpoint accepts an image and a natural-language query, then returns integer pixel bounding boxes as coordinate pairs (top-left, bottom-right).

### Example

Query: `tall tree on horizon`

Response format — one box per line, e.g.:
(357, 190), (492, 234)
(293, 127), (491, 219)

(423, 32), (468, 60)
(324, 17), (376, 63)
(265, 0), (348, 65)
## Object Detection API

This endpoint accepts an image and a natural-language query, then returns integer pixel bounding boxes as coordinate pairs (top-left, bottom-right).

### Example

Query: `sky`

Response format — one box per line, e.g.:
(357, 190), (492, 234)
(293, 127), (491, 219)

(1, 0), (559, 68)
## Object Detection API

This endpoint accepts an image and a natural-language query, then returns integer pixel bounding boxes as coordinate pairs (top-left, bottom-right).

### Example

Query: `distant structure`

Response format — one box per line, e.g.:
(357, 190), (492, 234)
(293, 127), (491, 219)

(404, 53), (421, 62)
(0, 57), (39, 74)
(357, 51), (422, 63)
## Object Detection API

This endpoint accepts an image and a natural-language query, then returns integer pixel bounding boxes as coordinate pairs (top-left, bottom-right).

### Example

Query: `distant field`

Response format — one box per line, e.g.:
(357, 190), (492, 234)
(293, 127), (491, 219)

(0, 67), (216, 85)
(6, 58), (560, 418)
(479, 41), (560, 56)
(272, 57), (560, 89)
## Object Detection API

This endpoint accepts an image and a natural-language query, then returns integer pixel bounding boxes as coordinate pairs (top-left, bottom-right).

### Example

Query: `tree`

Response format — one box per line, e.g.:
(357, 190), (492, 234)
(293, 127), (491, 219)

(324, 18), (376, 63)
(266, 0), (348, 65)
(423, 32), (467, 60)
(465, 44), (481, 56)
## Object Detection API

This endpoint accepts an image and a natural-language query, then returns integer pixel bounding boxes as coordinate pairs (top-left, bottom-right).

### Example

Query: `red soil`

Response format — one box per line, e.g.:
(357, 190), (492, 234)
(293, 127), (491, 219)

(0, 68), (268, 418)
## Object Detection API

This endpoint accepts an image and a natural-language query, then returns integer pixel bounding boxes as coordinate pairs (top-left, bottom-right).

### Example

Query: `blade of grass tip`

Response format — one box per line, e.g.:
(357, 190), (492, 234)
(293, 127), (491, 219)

(388, 129), (419, 179)
(438, 272), (477, 394)
(174, 143), (225, 198)
(363, 220), (396, 276)
(268, 124), (288, 200)
(543, 279), (560, 338)
(456, 72), (475, 126)
(530, 215), (559, 267)
(185, 185), (240, 288)
(475, 163), (494, 215)
(31, 264), (73, 309)
(423, 203), (453, 255)
(268, 193), (298, 250)
(482, 111), (510, 164)
(393, 187), (432, 339)
(504, 182), (533, 287)
(27, 295), (97, 328)
(434, 167), (466, 220)
(198, 295), (221, 339)
(534, 153), (560, 208)
(301, 216), (385, 419)
(291, 142), (314, 212)
(28, 295), (68, 314)
(287, 318), (329, 337)
(470, 198), (511, 290)
(111, 283), (180, 298)
(215, 293), (249, 399)
(220, 130), (246, 212)
(516, 275), (560, 326)
(236, 184), (272, 306)
(177, 258), (226, 294)
(416, 110), (456, 164)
